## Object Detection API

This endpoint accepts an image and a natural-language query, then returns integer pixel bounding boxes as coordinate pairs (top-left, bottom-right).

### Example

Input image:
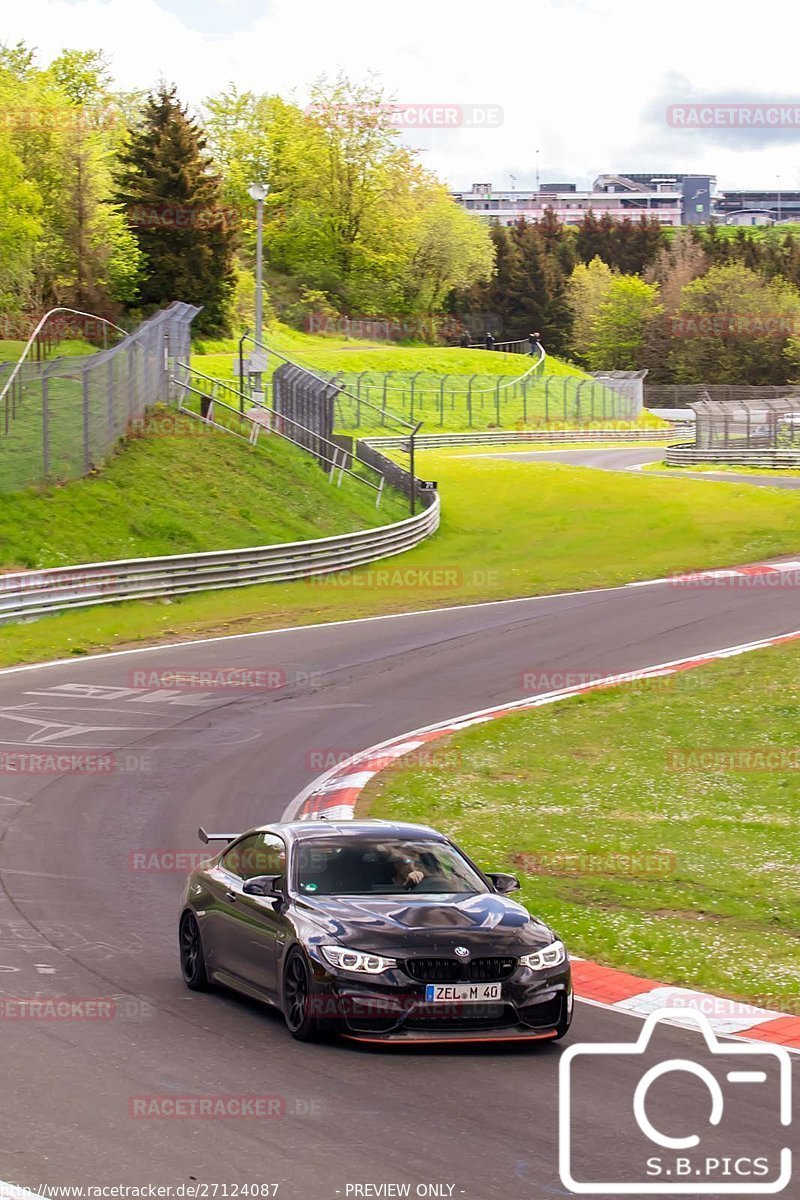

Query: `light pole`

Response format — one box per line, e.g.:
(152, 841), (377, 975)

(248, 181), (269, 400)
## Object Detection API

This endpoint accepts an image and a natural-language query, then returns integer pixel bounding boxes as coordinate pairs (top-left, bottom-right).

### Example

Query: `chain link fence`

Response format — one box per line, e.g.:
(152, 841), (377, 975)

(646, 383), (800, 409)
(692, 396), (800, 450)
(315, 371), (642, 433)
(0, 302), (200, 493)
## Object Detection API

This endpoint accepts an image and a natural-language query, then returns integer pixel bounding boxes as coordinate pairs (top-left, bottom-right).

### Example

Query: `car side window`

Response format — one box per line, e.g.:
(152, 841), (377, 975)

(243, 834), (286, 881)
(222, 834), (286, 881)
(221, 835), (258, 879)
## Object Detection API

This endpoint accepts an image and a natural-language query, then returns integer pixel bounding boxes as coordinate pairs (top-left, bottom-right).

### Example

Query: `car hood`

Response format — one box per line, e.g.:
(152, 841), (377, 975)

(295, 892), (556, 953)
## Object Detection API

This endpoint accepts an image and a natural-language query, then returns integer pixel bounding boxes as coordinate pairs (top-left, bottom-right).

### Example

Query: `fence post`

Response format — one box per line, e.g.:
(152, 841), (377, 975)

(467, 375), (475, 427)
(82, 367), (91, 473)
(356, 371), (368, 427)
(410, 372), (419, 421)
(439, 375), (446, 425)
(522, 375), (528, 425)
(127, 342), (135, 428)
(495, 378), (501, 425)
(382, 372), (392, 426)
(42, 377), (50, 480)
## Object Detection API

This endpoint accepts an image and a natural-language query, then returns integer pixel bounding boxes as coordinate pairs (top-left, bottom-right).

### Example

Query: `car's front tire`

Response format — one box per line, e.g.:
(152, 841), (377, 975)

(179, 911), (210, 991)
(282, 948), (332, 1041)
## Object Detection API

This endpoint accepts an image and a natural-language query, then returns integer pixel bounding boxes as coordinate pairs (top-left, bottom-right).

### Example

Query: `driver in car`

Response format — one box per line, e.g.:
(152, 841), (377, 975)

(384, 848), (431, 889)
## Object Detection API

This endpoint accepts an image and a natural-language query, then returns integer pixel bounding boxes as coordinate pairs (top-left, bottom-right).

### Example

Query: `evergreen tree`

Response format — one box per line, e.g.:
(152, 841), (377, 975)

(627, 216), (666, 275)
(575, 211), (603, 264)
(537, 206), (577, 276)
(118, 85), (236, 334)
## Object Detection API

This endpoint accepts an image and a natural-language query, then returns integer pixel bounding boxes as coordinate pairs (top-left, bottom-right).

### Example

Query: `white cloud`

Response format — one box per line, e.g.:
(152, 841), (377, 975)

(6, 0), (800, 190)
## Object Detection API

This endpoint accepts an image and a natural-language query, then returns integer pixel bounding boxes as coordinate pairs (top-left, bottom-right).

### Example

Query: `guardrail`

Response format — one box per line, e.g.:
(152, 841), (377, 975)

(0, 498), (439, 624)
(362, 427), (688, 451)
(665, 443), (800, 468)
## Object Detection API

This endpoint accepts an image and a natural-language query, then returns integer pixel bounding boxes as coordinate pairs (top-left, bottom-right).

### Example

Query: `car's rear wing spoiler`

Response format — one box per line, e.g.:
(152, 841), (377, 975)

(198, 826), (238, 845)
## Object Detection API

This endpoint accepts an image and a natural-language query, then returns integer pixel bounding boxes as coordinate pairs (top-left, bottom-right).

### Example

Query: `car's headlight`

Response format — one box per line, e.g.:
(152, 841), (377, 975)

(320, 946), (397, 974)
(519, 940), (567, 970)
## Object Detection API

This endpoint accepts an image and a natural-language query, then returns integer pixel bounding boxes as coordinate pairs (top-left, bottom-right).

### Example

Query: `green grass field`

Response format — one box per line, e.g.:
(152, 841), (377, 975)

(191, 324), (631, 435)
(1, 325), (642, 492)
(0, 338), (99, 362)
(3, 445), (800, 667)
(193, 324), (586, 377)
(0, 408), (405, 571)
(361, 640), (800, 1006)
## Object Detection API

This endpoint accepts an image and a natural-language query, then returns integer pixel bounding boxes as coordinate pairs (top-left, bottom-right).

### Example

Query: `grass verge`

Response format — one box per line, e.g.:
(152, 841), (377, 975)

(193, 324), (587, 378)
(0, 409), (405, 570)
(361, 641), (800, 1006)
(0, 338), (99, 362)
(641, 460), (800, 478)
(3, 449), (800, 668)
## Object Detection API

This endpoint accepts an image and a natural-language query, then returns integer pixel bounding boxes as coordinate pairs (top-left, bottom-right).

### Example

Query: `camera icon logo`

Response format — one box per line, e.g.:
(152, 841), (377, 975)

(559, 1007), (793, 1194)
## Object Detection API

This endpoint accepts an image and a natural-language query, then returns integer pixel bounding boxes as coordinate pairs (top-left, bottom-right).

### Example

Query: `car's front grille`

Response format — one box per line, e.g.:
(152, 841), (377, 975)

(469, 956), (517, 982)
(405, 958), (462, 983)
(404, 956), (517, 983)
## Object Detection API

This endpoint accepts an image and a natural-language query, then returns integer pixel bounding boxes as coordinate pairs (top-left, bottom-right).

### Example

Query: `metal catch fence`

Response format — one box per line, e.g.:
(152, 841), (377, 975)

(646, 383), (800, 409)
(0, 302), (199, 493)
(692, 395), (800, 451)
(316, 371), (643, 432)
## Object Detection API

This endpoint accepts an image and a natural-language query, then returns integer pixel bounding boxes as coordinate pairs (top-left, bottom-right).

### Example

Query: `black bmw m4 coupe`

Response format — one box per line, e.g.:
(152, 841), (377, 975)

(179, 819), (573, 1044)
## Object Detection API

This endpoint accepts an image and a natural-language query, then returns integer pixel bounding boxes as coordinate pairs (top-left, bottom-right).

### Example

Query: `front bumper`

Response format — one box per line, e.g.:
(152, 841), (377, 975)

(309, 959), (573, 1043)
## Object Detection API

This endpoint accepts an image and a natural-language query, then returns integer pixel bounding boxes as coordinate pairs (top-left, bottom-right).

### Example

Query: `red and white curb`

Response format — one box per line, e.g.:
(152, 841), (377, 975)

(285, 628), (800, 1051)
(628, 558), (800, 588)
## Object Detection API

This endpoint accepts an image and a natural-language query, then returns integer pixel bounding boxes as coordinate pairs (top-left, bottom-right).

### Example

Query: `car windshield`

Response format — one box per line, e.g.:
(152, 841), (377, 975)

(294, 838), (489, 896)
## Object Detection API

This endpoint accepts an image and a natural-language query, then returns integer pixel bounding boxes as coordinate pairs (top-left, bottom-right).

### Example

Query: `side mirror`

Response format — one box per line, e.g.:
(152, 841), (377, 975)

(487, 872), (520, 894)
(243, 874), (283, 898)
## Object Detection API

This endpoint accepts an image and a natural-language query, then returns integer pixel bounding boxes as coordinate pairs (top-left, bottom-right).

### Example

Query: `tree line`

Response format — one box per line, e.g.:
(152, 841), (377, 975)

(452, 214), (800, 383)
(0, 46), (494, 335)
(2, 40), (800, 382)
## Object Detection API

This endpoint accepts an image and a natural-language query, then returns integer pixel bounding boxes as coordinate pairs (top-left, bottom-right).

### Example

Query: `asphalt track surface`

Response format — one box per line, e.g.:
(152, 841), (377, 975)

(1, 573), (800, 1198)
(478, 445), (800, 489)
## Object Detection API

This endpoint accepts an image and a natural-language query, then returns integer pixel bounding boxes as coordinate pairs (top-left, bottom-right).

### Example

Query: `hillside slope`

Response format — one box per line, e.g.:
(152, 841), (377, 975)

(0, 409), (406, 570)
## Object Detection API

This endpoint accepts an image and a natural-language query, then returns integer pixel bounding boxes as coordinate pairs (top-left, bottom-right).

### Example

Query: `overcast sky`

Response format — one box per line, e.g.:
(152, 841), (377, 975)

(7, 0), (800, 193)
